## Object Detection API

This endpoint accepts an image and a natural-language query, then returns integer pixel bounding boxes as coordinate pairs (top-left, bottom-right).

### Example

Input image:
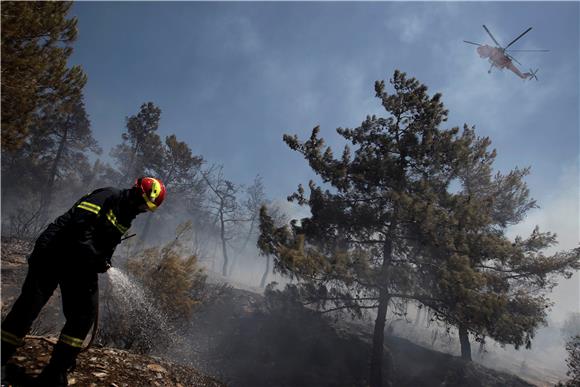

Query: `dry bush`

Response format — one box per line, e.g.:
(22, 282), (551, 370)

(97, 223), (211, 355)
(3, 207), (47, 241)
(127, 238), (207, 323)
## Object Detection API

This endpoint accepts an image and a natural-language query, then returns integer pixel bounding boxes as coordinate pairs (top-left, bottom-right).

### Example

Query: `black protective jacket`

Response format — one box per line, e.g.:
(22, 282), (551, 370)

(33, 187), (138, 272)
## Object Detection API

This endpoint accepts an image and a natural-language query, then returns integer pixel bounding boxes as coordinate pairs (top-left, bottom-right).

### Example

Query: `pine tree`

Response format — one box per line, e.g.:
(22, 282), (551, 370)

(1, 76), (98, 230)
(111, 102), (164, 186)
(260, 70), (472, 387)
(257, 203), (288, 288)
(1, 1), (84, 151)
(417, 129), (580, 360)
(37, 95), (101, 213)
(138, 134), (204, 246)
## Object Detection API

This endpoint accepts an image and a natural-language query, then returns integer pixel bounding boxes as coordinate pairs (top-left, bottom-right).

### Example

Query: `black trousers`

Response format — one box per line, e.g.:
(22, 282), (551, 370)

(1, 246), (98, 368)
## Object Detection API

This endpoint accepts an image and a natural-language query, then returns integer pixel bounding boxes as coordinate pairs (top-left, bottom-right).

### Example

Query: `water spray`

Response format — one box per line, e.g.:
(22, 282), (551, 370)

(81, 234), (136, 352)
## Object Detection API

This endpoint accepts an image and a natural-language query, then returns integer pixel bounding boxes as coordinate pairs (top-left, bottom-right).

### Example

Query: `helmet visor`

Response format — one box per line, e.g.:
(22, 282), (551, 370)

(142, 193), (159, 211)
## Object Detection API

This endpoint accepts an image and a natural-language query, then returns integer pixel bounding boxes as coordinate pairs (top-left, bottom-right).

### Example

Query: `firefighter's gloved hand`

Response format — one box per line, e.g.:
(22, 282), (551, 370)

(95, 258), (112, 273)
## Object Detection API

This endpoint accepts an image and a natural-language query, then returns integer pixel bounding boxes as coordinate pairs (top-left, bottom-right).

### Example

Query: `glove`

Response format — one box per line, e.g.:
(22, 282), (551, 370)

(100, 261), (112, 273)
(94, 256), (112, 273)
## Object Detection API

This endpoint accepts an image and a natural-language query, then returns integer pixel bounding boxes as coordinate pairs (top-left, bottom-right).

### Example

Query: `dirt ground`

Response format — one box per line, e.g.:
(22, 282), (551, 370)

(4, 337), (223, 387)
(1, 238), (224, 387)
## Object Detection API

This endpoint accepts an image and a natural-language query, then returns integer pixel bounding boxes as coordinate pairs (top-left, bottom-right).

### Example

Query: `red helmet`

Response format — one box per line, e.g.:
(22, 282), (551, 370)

(134, 177), (166, 211)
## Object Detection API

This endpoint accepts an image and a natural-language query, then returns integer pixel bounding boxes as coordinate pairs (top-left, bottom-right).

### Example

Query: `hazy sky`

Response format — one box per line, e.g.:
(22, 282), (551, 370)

(69, 1), (579, 320)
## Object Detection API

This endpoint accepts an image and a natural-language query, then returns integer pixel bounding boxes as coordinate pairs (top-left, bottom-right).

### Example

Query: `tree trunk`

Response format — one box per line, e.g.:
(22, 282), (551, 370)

(220, 212), (228, 277)
(229, 217), (257, 277)
(83, 159), (101, 190)
(459, 324), (472, 361)
(43, 126), (68, 215)
(228, 253), (238, 277)
(370, 237), (395, 387)
(120, 143), (139, 185)
(370, 290), (391, 387)
(414, 306), (422, 326)
(240, 216), (256, 253)
(260, 255), (270, 288)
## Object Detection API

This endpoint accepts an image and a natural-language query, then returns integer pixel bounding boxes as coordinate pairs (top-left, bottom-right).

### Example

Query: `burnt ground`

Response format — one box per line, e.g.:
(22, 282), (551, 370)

(2, 238), (539, 387)
(186, 286), (535, 387)
(5, 337), (223, 387)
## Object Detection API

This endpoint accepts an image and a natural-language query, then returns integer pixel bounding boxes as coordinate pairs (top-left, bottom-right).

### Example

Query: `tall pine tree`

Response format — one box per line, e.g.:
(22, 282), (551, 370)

(1, 1), (85, 151)
(416, 128), (580, 360)
(111, 102), (164, 186)
(260, 70), (473, 387)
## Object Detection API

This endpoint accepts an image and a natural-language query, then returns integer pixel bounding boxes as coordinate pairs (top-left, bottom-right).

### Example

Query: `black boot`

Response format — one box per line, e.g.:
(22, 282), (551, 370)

(2, 341), (29, 386)
(1, 344), (16, 367)
(2, 363), (32, 386)
(33, 343), (79, 387)
(34, 363), (69, 387)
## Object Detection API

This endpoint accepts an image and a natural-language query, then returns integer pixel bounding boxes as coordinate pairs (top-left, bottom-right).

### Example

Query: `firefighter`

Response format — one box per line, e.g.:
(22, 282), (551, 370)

(1, 177), (166, 386)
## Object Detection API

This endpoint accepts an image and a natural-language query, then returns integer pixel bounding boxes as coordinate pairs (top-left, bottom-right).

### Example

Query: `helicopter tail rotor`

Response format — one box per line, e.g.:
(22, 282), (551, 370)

(527, 68), (539, 81)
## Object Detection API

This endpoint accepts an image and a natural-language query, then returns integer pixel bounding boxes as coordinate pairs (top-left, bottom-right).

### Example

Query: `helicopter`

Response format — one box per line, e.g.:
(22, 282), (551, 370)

(464, 25), (549, 81)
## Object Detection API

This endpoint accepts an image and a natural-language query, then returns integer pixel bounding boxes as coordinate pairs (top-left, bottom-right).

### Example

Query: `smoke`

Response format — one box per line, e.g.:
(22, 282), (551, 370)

(99, 268), (179, 354)
(507, 160), (579, 323)
(387, 302), (569, 386)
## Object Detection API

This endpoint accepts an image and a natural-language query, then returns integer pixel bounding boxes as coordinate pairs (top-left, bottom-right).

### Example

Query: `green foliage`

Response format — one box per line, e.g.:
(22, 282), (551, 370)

(1, 1), (101, 232)
(383, 101), (578, 355)
(1, 87), (99, 227)
(264, 70), (470, 308)
(1, 1), (85, 151)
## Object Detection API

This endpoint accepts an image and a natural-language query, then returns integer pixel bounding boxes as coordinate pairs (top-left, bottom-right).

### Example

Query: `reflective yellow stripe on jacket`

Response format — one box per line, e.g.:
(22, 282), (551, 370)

(1, 329), (24, 346)
(77, 201), (129, 235)
(77, 201), (101, 215)
(106, 209), (128, 234)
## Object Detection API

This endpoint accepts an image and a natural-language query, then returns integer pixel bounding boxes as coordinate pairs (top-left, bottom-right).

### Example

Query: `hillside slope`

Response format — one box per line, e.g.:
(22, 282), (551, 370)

(3, 337), (223, 387)
(0, 238), (546, 386)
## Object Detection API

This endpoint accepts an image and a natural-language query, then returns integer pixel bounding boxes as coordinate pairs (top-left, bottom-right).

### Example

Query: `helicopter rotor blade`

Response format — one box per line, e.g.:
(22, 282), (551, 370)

(505, 27), (532, 50)
(463, 40), (482, 46)
(482, 25), (501, 47)
(507, 54), (522, 66)
(506, 49), (550, 52)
